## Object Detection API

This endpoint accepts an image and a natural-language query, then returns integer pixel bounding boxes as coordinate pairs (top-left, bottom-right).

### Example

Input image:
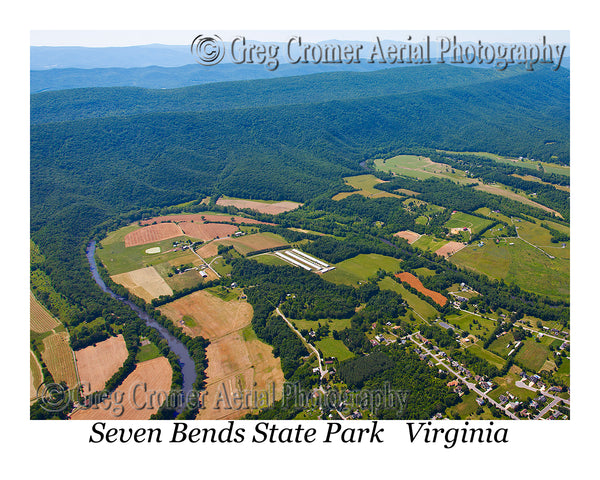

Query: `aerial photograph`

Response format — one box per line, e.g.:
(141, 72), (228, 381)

(30, 30), (571, 423)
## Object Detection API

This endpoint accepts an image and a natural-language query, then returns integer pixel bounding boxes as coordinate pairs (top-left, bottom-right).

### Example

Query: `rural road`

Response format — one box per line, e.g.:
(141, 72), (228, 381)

(275, 307), (325, 378)
(191, 245), (221, 278)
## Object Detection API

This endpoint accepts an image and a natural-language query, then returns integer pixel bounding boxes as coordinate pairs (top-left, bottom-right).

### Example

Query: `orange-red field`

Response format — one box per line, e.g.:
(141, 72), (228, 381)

(395, 272), (447, 307)
(124, 223), (183, 247)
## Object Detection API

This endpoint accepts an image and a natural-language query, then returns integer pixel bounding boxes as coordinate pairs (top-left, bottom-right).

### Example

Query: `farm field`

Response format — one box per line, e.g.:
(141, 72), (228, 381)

(292, 317), (353, 332)
(514, 338), (552, 372)
(395, 272), (447, 306)
(393, 230), (421, 244)
(474, 183), (563, 217)
(124, 222), (184, 247)
(71, 356), (172, 420)
(253, 253), (290, 267)
(158, 288), (284, 419)
(211, 232), (289, 256)
(332, 174), (401, 200)
(97, 232), (195, 275)
(445, 212), (493, 234)
(30, 291), (60, 333)
(216, 196), (302, 214)
(449, 237), (569, 300)
(75, 334), (128, 395)
(413, 267), (437, 277)
(445, 312), (496, 338)
(111, 266), (173, 302)
(435, 241), (466, 258)
(374, 154), (472, 184)
(178, 222), (238, 241)
(30, 351), (43, 401)
(322, 253), (401, 285)
(41, 331), (78, 389)
(315, 337), (354, 361)
(411, 234), (449, 253)
(378, 277), (439, 321)
(467, 343), (505, 369)
(139, 213), (272, 226)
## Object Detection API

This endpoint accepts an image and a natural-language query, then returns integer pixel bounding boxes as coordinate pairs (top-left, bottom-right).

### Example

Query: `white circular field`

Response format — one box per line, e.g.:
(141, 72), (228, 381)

(145, 246), (161, 254)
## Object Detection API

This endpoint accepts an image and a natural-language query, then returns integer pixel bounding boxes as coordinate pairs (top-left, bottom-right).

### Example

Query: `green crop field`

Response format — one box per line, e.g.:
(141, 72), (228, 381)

(315, 337), (354, 361)
(136, 343), (161, 363)
(449, 237), (569, 300)
(467, 343), (506, 369)
(445, 212), (493, 234)
(253, 253), (290, 267)
(411, 235), (449, 253)
(374, 155), (472, 184)
(514, 338), (551, 372)
(378, 277), (439, 321)
(97, 230), (194, 275)
(333, 174), (401, 200)
(322, 254), (401, 286)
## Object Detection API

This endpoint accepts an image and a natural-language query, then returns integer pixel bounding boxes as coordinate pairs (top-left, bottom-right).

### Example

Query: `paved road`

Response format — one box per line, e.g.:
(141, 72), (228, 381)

(515, 380), (570, 406)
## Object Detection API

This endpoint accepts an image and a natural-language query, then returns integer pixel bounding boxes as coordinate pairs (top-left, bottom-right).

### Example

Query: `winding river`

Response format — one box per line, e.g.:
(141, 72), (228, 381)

(86, 240), (197, 412)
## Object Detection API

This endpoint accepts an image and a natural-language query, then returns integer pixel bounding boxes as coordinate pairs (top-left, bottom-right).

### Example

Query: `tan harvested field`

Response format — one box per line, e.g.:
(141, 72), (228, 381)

(393, 230), (421, 244)
(75, 335), (129, 395)
(111, 266), (173, 302)
(179, 222), (238, 241)
(159, 290), (253, 339)
(217, 198), (302, 214)
(435, 241), (466, 258)
(42, 332), (79, 389)
(199, 332), (284, 420)
(215, 233), (289, 255)
(159, 290), (283, 419)
(30, 351), (43, 401)
(30, 291), (60, 333)
(196, 242), (219, 258)
(124, 222), (184, 247)
(450, 227), (471, 235)
(71, 357), (172, 420)
(140, 214), (272, 226)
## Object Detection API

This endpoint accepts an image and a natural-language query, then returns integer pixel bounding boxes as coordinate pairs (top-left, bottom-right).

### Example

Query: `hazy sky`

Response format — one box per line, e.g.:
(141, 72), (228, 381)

(30, 30), (569, 47)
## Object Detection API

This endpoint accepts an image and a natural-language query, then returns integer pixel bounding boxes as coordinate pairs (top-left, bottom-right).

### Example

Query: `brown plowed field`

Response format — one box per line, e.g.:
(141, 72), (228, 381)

(140, 214), (273, 226)
(124, 222), (184, 247)
(435, 241), (466, 258)
(216, 198), (302, 215)
(179, 222), (238, 241)
(30, 291), (60, 333)
(196, 242), (219, 258)
(75, 335), (129, 395)
(395, 272), (447, 307)
(71, 356), (172, 420)
(393, 230), (421, 244)
(159, 290), (284, 420)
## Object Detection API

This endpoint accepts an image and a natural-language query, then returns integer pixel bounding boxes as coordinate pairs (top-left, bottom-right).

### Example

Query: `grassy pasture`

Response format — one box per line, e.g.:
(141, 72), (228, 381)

(414, 267), (437, 278)
(375, 155), (472, 184)
(322, 254), (401, 286)
(488, 367), (536, 402)
(315, 337), (354, 361)
(445, 312), (495, 338)
(136, 343), (161, 363)
(514, 338), (551, 372)
(411, 235), (448, 253)
(292, 318), (353, 332)
(467, 343), (506, 369)
(449, 237), (569, 300)
(253, 253), (290, 267)
(445, 212), (493, 234)
(332, 175), (401, 200)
